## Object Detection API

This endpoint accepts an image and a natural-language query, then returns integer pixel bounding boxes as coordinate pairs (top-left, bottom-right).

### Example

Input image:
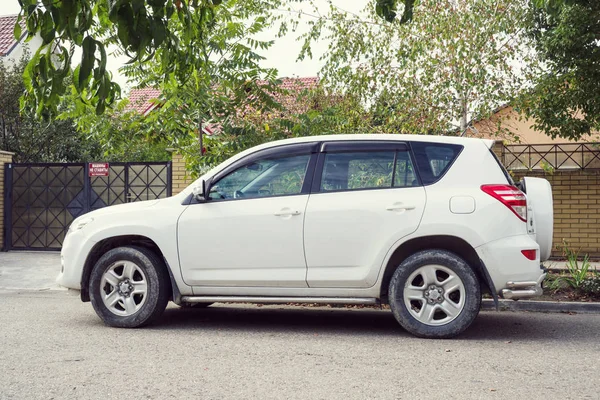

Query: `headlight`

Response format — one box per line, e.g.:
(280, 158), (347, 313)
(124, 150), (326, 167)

(68, 217), (94, 233)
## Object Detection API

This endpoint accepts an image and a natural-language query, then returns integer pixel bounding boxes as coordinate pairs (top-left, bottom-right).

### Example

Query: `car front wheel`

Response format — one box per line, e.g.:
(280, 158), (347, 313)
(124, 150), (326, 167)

(89, 246), (170, 328)
(388, 249), (481, 339)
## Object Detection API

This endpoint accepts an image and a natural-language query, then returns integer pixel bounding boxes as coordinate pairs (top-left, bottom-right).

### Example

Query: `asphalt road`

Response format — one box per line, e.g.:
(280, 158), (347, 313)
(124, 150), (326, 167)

(0, 290), (599, 400)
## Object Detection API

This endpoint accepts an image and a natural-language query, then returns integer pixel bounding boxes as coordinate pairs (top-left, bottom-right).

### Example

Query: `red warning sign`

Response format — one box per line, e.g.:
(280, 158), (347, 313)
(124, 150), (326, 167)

(89, 163), (110, 177)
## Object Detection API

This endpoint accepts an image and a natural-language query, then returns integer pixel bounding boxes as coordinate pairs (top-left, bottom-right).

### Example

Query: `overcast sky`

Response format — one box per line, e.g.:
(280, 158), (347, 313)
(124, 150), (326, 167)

(4, 0), (367, 91)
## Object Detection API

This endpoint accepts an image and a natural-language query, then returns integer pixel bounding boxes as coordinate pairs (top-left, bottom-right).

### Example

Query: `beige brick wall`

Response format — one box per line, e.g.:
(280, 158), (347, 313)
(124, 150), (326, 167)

(512, 169), (600, 257)
(0, 151), (14, 251)
(171, 152), (193, 195)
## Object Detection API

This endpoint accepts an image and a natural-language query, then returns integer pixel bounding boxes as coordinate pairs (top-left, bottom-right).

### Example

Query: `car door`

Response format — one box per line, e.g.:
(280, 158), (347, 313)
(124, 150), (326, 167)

(177, 143), (317, 287)
(304, 141), (426, 288)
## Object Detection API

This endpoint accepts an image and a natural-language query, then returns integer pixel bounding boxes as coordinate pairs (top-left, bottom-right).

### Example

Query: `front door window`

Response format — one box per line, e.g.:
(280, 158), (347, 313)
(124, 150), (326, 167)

(209, 155), (311, 200)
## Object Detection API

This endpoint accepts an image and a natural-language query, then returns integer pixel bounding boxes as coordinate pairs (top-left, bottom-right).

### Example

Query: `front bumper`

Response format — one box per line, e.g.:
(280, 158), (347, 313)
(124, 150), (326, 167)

(500, 272), (546, 300)
(56, 229), (95, 290)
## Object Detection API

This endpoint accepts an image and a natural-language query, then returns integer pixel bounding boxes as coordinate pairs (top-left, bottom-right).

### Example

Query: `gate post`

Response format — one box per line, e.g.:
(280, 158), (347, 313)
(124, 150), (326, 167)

(170, 151), (191, 196)
(0, 151), (15, 251)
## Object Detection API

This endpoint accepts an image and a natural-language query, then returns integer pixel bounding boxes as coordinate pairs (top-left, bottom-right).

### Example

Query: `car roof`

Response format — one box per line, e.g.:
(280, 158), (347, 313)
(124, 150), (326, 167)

(251, 134), (494, 151)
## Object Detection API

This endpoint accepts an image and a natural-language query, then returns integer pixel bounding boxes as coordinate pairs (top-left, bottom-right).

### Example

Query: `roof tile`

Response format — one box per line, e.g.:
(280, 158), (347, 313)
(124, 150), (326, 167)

(0, 15), (25, 56)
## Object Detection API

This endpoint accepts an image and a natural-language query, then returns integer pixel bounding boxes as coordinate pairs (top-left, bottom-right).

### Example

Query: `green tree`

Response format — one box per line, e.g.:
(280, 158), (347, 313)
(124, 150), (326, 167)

(16, 0), (282, 117)
(60, 95), (171, 162)
(0, 53), (101, 162)
(519, 0), (600, 140)
(290, 0), (535, 136)
(112, 0), (297, 171)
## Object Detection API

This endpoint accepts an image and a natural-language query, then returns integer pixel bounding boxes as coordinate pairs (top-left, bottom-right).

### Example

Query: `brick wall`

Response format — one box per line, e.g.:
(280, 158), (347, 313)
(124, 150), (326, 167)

(491, 141), (600, 257)
(511, 169), (600, 257)
(171, 152), (192, 195)
(0, 151), (14, 251)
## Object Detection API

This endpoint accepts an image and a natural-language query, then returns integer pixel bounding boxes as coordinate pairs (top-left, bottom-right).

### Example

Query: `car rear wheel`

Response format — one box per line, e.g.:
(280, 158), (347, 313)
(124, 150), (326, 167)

(388, 249), (481, 339)
(89, 246), (170, 328)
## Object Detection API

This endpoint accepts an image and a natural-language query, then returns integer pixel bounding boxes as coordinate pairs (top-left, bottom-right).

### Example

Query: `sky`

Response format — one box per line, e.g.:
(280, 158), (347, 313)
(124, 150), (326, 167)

(4, 0), (367, 92)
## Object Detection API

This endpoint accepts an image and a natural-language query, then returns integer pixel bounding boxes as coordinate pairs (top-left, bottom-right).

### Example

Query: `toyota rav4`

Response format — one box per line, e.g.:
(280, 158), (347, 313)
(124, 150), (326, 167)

(58, 134), (553, 338)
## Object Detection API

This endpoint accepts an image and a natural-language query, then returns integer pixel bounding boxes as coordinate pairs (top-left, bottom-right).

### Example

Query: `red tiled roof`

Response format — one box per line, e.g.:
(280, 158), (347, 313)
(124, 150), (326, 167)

(126, 87), (162, 115)
(267, 77), (319, 115)
(0, 15), (25, 56)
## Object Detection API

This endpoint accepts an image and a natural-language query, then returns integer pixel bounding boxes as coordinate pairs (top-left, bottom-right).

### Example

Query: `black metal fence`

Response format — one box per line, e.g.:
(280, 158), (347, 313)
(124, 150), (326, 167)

(3, 162), (171, 251)
(503, 143), (600, 171)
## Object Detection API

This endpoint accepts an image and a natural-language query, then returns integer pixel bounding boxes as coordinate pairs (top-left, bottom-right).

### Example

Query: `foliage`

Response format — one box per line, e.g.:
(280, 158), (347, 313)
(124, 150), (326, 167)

(374, 0), (418, 23)
(15, 0), (262, 117)
(113, 0), (285, 172)
(547, 240), (597, 293)
(519, 0), (600, 140)
(289, 0), (535, 135)
(0, 52), (101, 162)
(59, 95), (171, 162)
(580, 276), (600, 296)
(175, 83), (375, 176)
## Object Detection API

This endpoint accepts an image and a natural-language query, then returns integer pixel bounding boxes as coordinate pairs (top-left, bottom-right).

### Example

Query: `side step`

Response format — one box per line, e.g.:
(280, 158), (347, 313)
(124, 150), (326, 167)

(179, 296), (379, 305)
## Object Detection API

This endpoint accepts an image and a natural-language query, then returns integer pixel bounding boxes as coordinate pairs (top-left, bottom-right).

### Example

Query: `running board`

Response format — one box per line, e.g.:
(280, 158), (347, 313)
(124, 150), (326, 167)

(179, 296), (379, 305)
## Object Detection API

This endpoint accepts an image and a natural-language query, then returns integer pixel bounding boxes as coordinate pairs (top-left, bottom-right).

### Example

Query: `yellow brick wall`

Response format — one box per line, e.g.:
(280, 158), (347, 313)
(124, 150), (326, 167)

(0, 151), (14, 251)
(491, 140), (505, 162)
(171, 152), (193, 195)
(512, 169), (600, 257)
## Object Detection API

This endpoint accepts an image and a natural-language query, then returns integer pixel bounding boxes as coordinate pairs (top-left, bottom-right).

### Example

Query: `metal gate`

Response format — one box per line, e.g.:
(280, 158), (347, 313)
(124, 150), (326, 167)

(3, 162), (171, 250)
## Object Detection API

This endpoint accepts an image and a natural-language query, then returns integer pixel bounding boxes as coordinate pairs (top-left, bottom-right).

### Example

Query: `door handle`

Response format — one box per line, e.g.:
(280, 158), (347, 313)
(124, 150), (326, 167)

(386, 203), (416, 212)
(274, 210), (301, 217)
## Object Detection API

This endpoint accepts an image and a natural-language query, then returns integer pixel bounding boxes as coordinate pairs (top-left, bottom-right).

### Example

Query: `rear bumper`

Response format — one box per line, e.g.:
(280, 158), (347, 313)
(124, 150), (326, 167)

(500, 272), (546, 300)
(476, 234), (546, 298)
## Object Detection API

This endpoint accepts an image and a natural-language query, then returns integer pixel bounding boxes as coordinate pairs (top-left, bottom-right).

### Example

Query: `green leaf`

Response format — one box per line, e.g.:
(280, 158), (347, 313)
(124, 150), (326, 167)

(40, 11), (55, 44)
(78, 36), (96, 90)
(14, 17), (22, 40)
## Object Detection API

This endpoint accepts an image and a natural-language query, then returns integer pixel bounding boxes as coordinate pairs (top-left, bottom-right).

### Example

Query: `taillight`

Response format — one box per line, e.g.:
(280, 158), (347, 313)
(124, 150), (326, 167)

(481, 184), (527, 221)
(521, 249), (537, 260)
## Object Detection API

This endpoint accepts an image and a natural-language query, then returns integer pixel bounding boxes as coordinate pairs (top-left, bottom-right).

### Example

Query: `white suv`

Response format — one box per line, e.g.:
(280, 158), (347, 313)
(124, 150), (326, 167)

(58, 134), (553, 338)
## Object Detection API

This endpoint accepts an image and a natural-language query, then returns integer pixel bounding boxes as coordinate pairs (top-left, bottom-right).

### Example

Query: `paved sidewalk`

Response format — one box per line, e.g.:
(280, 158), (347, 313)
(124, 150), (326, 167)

(0, 251), (62, 290)
(543, 260), (600, 270)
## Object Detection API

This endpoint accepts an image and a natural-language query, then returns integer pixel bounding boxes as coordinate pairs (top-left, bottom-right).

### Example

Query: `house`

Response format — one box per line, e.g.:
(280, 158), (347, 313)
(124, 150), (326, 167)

(0, 14), (42, 64)
(465, 104), (600, 144)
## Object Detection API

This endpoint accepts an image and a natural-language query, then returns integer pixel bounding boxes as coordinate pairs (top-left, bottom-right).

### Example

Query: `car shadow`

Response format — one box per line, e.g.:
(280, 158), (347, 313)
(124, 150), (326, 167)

(139, 304), (597, 343)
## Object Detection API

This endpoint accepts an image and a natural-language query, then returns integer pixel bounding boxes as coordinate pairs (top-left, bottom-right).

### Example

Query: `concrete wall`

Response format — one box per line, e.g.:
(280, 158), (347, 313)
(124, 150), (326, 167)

(0, 151), (14, 251)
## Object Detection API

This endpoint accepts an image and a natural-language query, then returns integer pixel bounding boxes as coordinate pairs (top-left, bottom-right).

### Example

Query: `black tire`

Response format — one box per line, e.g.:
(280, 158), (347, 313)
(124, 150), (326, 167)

(177, 302), (214, 309)
(89, 246), (171, 328)
(388, 249), (481, 339)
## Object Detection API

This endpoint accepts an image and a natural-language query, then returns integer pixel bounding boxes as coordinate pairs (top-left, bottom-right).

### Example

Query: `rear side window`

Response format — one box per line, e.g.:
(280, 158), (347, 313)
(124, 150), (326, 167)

(411, 142), (463, 185)
(320, 150), (419, 192)
(321, 151), (394, 191)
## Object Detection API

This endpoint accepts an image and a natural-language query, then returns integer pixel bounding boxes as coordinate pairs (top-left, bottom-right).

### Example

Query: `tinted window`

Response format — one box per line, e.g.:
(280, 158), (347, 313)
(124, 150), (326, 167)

(321, 151), (418, 192)
(411, 142), (463, 185)
(394, 151), (419, 187)
(209, 155), (310, 200)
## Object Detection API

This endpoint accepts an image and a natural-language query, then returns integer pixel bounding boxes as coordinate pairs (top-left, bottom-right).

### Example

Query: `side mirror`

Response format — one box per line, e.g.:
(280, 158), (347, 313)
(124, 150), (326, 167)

(192, 180), (208, 202)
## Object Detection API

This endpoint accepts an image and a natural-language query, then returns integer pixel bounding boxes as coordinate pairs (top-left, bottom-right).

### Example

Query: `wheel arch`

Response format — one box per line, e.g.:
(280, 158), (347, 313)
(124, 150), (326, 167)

(379, 235), (495, 303)
(80, 235), (177, 302)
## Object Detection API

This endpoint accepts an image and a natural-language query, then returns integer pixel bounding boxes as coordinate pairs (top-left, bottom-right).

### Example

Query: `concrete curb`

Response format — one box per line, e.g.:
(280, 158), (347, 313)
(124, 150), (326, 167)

(482, 299), (600, 314)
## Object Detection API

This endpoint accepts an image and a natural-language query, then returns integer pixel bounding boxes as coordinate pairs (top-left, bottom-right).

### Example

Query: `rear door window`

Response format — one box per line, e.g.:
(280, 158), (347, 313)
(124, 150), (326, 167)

(320, 150), (419, 192)
(411, 142), (463, 185)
